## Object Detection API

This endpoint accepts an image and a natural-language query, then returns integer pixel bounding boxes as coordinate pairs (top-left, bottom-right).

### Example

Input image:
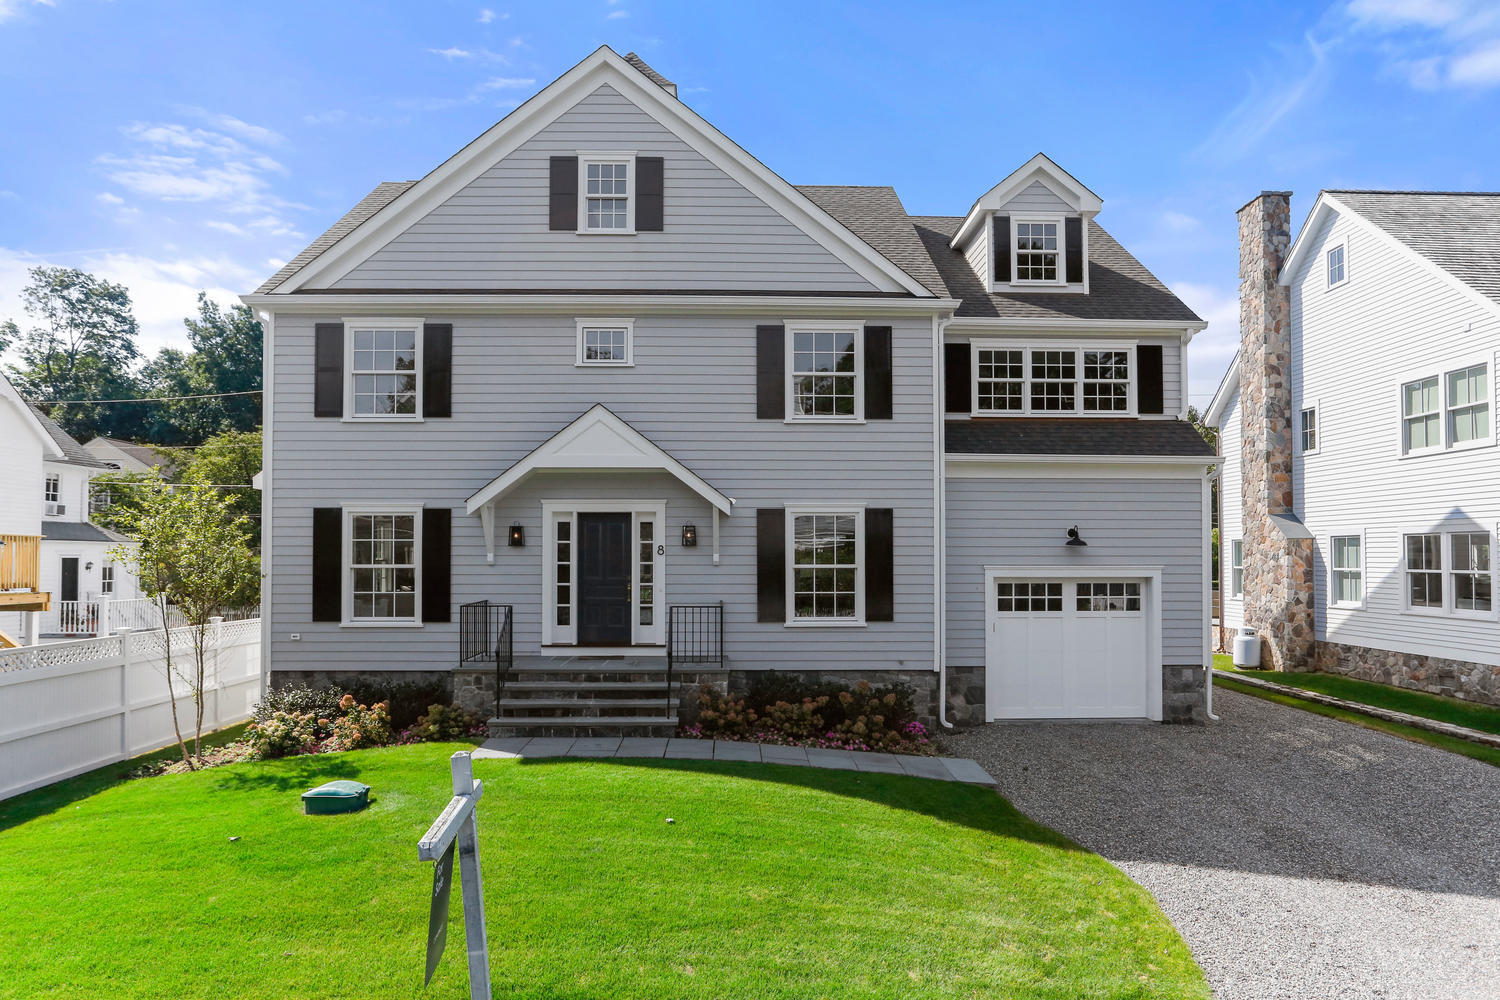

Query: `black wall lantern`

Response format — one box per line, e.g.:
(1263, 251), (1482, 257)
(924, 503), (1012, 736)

(681, 524), (698, 547)
(1066, 526), (1088, 547)
(508, 523), (525, 547)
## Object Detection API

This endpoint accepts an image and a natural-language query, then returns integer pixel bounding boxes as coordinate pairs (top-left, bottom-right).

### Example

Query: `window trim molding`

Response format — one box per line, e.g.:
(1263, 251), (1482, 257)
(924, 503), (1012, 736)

(1007, 213), (1067, 287)
(969, 338), (1138, 417)
(1399, 527), (1498, 620)
(539, 499), (667, 648)
(783, 502), (867, 627)
(1449, 528), (1497, 621)
(1300, 400), (1320, 456)
(1325, 237), (1349, 290)
(341, 316), (425, 423)
(574, 317), (636, 367)
(339, 503), (424, 628)
(783, 320), (866, 424)
(1396, 356), (1494, 458)
(1229, 538), (1244, 599)
(1327, 530), (1365, 610)
(576, 152), (637, 236)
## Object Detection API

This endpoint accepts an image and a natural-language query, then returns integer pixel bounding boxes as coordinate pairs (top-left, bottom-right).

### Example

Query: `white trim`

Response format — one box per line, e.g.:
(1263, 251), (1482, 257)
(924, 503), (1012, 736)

(243, 292), (960, 316)
(574, 317), (635, 366)
(269, 47), (932, 297)
(945, 455), (1212, 476)
(1003, 214), (1068, 288)
(784, 320), (864, 423)
(576, 153), (636, 235)
(1327, 530), (1365, 610)
(784, 504), (866, 627)
(947, 317), (1207, 334)
(1229, 538), (1244, 599)
(258, 309), (274, 695)
(465, 404), (733, 516)
(342, 316), (424, 421)
(1325, 236), (1349, 290)
(340, 504), (423, 627)
(949, 153), (1104, 252)
(981, 565), (1164, 722)
(1396, 355), (1494, 458)
(1300, 400), (1320, 456)
(540, 499), (667, 647)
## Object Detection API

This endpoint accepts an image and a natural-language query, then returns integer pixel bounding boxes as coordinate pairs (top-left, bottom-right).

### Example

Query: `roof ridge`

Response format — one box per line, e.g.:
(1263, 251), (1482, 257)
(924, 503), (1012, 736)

(1327, 189), (1500, 197)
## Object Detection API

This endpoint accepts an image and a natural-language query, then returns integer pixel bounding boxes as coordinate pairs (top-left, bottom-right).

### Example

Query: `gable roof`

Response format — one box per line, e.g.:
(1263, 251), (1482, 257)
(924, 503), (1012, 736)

(622, 51), (676, 97)
(83, 436), (175, 471)
(1322, 191), (1500, 306)
(258, 46), (932, 298)
(28, 404), (109, 468)
(257, 181), (416, 294)
(0, 371), (66, 460)
(949, 153), (1105, 253)
(797, 186), (947, 296)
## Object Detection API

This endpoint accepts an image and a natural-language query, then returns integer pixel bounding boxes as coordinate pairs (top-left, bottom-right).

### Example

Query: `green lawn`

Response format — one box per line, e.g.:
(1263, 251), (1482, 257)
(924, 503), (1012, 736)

(0, 742), (1207, 999)
(1213, 655), (1500, 767)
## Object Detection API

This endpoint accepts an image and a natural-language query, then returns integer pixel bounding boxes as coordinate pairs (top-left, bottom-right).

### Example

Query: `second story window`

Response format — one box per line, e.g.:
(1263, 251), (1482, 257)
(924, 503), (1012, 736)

(580, 156), (634, 233)
(1301, 406), (1318, 453)
(348, 323), (420, 419)
(1326, 242), (1347, 287)
(1401, 362), (1490, 455)
(44, 475), (60, 506)
(972, 342), (1135, 416)
(575, 319), (634, 366)
(1014, 219), (1060, 282)
(788, 326), (861, 421)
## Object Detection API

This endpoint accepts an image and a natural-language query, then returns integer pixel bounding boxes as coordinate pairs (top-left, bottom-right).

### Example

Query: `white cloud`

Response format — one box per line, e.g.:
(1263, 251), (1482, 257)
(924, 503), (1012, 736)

(177, 107), (285, 147)
(205, 220), (249, 237)
(0, 190), (17, 199)
(478, 76), (535, 89)
(1160, 211), (1202, 233)
(607, 9), (629, 18)
(1195, 33), (1332, 163)
(95, 192), (124, 206)
(0, 0), (54, 25)
(1450, 39), (1500, 84)
(302, 109), (348, 125)
(1347, 0), (1463, 28)
(1346, 0), (1500, 88)
(477, 7), (505, 22)
(429, 46), (472, 59)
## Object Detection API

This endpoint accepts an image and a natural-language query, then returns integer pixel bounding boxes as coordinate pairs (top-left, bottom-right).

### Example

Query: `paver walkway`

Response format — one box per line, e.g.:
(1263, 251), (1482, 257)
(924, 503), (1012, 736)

(474, 736), (997, 784)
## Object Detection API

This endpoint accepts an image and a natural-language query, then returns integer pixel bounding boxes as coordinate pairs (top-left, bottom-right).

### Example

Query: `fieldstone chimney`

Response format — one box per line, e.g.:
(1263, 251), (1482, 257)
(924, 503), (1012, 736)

(1237, 192), (1315, 670)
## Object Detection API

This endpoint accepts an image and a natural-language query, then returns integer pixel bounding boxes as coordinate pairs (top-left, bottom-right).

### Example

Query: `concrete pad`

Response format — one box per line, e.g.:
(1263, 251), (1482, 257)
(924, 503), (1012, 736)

(850, 752), (904, 774)
(663, 738), (714, 759)
(939, 757), (997, 785)
(519, 737), (574, 758)
(567, 738), (622, 757)
(896, 755), (955, 780)
(760, 745), (809, 766)
(615, 737), (668, 758)
(472, 738), (531, 759)
(804, 748), (857, 770)
(712, 741), (763, 762)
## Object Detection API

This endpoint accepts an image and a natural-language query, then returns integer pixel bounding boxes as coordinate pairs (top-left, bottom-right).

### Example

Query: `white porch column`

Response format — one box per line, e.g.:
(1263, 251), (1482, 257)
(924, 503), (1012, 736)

(23, 611), (40, 646)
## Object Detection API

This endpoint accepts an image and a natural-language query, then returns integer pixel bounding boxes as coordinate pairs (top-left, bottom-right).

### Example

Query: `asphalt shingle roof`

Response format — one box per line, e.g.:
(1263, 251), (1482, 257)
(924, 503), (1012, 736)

(89, 436), (172, 470)
(796, 185), (948, 296)
(1328, 191), (1500, 306)
(256, 181), (417, 293)
(42, 521), (130, 544)
(29, 404), (109, 468)
(946, 418), (1216, 457)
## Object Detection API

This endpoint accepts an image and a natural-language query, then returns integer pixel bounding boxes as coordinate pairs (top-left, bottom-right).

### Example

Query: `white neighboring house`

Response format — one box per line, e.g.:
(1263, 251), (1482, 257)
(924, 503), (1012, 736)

(82, 436), (175, 476)
(0, 375), (143, 642)
(1211, 190), (1500, 705)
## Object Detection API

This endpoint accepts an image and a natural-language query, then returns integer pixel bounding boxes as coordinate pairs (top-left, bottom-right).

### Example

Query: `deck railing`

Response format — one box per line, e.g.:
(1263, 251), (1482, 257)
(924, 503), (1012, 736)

(458, 600), (514, 718)
(666, 601), (725, 714)
(0, 535), (41, 592)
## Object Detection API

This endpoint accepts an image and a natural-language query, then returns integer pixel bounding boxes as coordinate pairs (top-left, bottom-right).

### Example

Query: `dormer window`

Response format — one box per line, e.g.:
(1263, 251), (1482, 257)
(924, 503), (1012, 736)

(579, 154), (636, 233)
(1014, 219), (1060, 282)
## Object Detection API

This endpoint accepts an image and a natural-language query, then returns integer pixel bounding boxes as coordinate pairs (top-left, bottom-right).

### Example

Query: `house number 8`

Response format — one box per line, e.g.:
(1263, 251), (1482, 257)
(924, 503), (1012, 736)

(657, 544), (665, 556)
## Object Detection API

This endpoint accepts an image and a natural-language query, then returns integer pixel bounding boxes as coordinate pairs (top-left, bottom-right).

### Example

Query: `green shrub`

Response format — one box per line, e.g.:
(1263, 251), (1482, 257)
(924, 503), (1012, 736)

(253, 683), (343, 726)
(331, 695), (394, 750)
(410, 703), (486, 742)
(246, 711), (318, 759)
(689, 675), (932, 754)
(341, 679), (450, 729)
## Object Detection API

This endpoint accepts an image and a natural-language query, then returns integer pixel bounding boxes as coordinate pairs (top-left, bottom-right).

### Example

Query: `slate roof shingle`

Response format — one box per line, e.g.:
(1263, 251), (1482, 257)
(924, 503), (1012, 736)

(1327, 190), (1500, 306)
(946, 418), (1216, 458)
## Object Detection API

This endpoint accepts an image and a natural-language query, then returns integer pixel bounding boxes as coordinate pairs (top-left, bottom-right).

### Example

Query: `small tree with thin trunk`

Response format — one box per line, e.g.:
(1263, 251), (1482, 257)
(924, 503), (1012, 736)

(110, 472), (259, 767)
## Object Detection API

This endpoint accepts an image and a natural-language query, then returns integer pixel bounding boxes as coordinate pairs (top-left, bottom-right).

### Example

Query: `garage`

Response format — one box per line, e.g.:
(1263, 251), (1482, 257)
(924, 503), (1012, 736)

(983, 570), (1160, 721)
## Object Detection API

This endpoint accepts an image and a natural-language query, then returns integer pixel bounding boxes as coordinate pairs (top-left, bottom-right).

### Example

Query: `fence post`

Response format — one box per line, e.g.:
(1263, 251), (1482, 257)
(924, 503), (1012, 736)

(116, 627), (135, 757)
(98, 599), (114, 637)
(208, 616), (224, 731)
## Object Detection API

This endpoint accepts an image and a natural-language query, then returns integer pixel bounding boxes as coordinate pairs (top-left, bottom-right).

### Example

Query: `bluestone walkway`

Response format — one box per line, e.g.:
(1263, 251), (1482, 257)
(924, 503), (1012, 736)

(473, 736), (997, 784)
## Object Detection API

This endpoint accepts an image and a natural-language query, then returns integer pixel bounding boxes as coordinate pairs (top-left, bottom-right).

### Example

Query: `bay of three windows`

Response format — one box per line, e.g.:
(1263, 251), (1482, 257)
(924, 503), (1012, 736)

(974, 343), (1133, 415)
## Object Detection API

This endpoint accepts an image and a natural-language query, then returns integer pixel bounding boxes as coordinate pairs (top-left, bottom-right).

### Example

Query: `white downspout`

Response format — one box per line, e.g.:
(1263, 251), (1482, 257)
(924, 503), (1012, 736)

(1202, 464), (1220, 721)
(934, 311), (955, 729)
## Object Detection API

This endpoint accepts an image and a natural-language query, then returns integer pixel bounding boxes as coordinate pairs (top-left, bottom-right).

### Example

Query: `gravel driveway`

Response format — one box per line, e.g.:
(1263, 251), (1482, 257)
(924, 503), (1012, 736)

(943, 687), (1500, 1000)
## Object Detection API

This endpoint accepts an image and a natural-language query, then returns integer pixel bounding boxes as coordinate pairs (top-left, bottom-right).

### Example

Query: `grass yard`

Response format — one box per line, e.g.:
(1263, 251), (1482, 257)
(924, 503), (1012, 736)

(0, 742), (1207, 1000)
(1213, 654), (1500, 767)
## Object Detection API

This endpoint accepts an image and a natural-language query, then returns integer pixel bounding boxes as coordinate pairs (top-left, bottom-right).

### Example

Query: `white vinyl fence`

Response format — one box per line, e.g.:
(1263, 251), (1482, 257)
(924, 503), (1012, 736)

(0, 618), (262, 800)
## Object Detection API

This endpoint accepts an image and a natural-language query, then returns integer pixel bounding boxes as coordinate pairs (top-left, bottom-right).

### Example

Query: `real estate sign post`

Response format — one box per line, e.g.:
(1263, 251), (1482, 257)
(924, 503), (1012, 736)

(417, 751), (490, 998)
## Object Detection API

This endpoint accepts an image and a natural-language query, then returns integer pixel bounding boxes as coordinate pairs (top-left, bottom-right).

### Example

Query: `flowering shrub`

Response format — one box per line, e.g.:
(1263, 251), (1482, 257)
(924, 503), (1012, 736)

(407, 703), (488, 743)
(331, 695), (393, 751)
(686, 675), (934, 754)
(246, 711), (319, 759)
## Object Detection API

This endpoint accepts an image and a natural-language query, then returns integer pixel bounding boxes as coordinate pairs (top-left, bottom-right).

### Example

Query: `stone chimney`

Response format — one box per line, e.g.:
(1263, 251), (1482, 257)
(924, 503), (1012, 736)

(1236, 192), (1315, 670)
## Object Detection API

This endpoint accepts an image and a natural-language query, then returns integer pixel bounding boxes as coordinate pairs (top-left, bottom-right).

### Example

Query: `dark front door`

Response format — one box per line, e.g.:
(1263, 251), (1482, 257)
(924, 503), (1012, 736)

(577, 513), (632, 645)
(60, 557), (79, 603)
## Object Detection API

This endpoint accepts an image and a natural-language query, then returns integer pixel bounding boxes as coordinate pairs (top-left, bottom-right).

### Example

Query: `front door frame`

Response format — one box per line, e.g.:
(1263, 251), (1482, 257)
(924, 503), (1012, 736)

(541, 499), (666, 648)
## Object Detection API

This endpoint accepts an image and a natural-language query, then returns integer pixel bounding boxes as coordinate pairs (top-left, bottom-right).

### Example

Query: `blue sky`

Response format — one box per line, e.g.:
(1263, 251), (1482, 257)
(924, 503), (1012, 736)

(2, 0), (1499, 406)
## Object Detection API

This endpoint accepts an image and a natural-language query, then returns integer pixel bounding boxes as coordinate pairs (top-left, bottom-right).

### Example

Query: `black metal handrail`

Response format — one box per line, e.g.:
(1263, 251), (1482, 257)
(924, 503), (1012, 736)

(459, 600), (513, 718)
(666, 601), (724, 715)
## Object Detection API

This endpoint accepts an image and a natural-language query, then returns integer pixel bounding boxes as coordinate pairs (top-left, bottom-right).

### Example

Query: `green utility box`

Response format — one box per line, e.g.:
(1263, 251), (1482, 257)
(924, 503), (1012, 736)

(301, 779), (371, 815)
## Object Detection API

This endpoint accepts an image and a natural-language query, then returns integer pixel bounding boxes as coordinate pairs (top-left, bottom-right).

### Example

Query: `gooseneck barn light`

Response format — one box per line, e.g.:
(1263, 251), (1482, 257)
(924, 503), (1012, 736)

(1065, 526), (1088, 547)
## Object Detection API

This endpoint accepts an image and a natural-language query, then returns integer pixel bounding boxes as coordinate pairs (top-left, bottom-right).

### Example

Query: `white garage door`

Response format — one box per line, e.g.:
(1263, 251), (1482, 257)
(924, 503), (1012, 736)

(984, 577), (1151, 720)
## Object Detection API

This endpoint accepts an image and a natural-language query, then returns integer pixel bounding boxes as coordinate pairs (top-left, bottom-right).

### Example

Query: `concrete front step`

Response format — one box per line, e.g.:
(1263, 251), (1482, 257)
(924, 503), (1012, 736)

(503, 680), (673, 693)
(488, 715), (678, 739)
(498, 697), (670, 710)
(504, 670), (670, 685)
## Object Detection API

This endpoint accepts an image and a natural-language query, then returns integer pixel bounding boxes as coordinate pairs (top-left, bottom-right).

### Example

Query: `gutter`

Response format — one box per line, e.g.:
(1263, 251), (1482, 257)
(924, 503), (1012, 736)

(934, 311), (955, 730)
(1202, 463), (1220, 721)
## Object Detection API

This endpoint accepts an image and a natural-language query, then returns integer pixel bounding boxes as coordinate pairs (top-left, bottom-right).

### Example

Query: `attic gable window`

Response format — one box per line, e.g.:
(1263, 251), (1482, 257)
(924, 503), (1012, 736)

(579, 155), (635, 233)
(1014, 218), (1061, 283)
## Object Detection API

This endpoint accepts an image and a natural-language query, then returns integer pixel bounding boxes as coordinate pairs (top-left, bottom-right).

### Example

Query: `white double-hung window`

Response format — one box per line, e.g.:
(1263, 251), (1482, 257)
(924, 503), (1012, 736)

(788, 324), (862, 420)
(1451, 532), (1493, 614)
(347, 320), (421, 419)
(1403, 529), (1495, 616)
(1330, 535), (1362, 607)
(1401, 361), (1491, 454)
(344, 507), (421, 624)
(786, 506), (864, 624)
(1326, 240), (1347, 288)
(972, 342), (1134, 415)
(579, 155), (634, 233)
(1012, 217), (1062, 283)
(1230, 539), (1244, 598)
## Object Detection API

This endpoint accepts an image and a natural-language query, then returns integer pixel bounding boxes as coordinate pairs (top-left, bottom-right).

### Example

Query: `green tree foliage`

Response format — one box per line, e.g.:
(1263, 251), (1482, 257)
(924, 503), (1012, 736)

(135, 296), (263, 444)
(4, 266), (141, 440)
(91, 428), (261, 547)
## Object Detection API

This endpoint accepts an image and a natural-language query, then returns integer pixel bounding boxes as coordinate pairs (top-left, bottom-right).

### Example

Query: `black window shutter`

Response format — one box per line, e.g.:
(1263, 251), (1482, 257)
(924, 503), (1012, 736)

(944, 343), (971, 414)
(314, 323), (344, 418)
(866, 508), (894, 622)
(863, 325), (893, 420)
(992, 214), (1011, 284)
(311, 507), (342, 622)
(1065, 217), (1084, 284)
(756, 508), (786, 622)
(548, 156), (578, 231)
(1138, 344), (1165, 414)
(756, 324), (785, 419)
(636, 156), (664, 231)
(422, 508), (451, 624)
(422, 323), (452, 418)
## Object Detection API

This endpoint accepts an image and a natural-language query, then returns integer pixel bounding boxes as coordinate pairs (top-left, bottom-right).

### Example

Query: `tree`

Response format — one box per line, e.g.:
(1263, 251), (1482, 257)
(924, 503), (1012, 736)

(183, 293), (262, 434)
(181, 429), (262, 547)
(4, 266), (141, 440)
(109, 472), (259, 767)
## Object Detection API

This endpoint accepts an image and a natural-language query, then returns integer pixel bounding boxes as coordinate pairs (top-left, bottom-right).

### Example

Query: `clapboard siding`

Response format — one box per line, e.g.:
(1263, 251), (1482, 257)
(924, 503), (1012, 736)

(268, 312), (935, 673)
(1286, 206), (1500, 665)
(963, 217), (990, 289)
(998, 180), (1072, 215)
(1216, 385), (1244, 629)
(944, 476), (1205, 667)
(0, 415), (43, 536)
(330, 85), (878, 292)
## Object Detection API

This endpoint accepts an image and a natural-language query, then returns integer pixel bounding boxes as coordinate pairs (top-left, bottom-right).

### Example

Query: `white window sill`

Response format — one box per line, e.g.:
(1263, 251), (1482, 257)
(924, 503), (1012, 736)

(1399, 438), (1495, 459)
(574, 362), (635, 369)
(1329, 601), (1364, 611)
(575, 229), (637, 236)
(1451, 608), (1498, 621)
(341, 416), (424, 424)
(340, 620), (424, 629)
(783, 620), (867, 629)
(1401, 606), (1449, 618)
(972, 410), (1138, 419)
(783, 417), (866, 425)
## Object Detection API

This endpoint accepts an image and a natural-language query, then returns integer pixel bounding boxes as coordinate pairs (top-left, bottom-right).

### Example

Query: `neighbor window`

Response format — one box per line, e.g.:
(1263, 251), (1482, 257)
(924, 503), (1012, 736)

(348, 323), (420, 418)
(995, 581), (1063, 613)
(347, 510), (418, 622)
(1230, 539), (1244, 598)
(1330, 535), (1362, 606)
(788, 509), (862, 622)
(1405, 532), (1443, 610)
(575, 319), (634, 366)
(973, 343), (1136, 416)
(44, 475), (60, 507)
(100, 564), (115, 596)
(1327, 243), (1346, 287)
(789, 327), (861, 420)
(1451, 532), (1492, 614)
(1301, 406), (1318, 453)
(581, 158), (632, 232)
(1013, 219), (1060, 282)
(1401, 363), (1490, 454)
(1076, 581), (1142, 612)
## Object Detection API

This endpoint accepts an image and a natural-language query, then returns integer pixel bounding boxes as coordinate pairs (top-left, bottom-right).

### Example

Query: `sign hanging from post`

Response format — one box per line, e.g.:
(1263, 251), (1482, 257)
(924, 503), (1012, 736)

(417, 751), (491, 999)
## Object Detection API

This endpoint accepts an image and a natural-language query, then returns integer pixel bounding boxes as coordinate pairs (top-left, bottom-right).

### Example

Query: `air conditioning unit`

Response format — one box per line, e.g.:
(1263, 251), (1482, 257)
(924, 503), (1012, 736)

(45, 502), (66, 516)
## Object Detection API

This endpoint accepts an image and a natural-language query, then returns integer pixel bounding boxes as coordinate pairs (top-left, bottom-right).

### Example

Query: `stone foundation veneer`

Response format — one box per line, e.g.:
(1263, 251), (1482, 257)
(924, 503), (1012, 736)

(944, 664), (1206, 726)
(1316, 641), (1500, 707)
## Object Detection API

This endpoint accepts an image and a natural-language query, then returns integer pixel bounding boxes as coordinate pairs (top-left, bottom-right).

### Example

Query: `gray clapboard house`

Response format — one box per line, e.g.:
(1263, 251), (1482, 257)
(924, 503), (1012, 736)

(242, 47), (1214, 733)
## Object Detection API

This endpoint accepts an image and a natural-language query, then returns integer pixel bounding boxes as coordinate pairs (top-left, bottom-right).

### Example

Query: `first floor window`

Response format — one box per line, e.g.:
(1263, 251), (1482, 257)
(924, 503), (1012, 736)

(349, 512), (417, 621)
(1330, 535), (1361, 605)
(791, 511), (859, 620)
(350, 325), (418, 417)
(1230, 539), (1244, 598)
(638, 520), (655, 626)
(1014, 219), (1059, 282)
(1076, 581), (1141, 612)
(790, 329), (859, 418)
(1451, 532), (1492, 613)
(1405, 532), (1443, 609)
(1301, 406), (1318, 453)
(996, 581), (1062, 612)
(555, 520), (571, 627)
(100, 564), (115, 596)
